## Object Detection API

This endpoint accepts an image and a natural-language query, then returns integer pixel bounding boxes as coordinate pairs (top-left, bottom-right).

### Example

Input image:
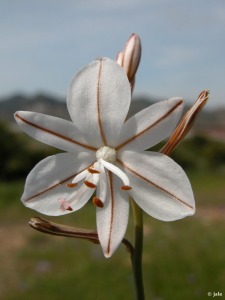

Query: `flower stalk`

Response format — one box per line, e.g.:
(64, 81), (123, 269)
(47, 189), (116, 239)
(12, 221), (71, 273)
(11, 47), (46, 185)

(131, 199), (145, 300)
(128, 90), (209, 300)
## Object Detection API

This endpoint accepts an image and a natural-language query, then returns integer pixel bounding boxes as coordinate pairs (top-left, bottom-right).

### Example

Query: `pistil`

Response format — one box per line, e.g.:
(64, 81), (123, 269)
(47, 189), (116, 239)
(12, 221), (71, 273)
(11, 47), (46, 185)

(63, 146), (132, 211)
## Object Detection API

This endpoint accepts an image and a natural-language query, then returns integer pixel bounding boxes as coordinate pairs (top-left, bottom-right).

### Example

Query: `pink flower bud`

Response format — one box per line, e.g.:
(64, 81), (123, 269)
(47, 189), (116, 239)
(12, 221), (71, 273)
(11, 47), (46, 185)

(116, 33), (142, 83)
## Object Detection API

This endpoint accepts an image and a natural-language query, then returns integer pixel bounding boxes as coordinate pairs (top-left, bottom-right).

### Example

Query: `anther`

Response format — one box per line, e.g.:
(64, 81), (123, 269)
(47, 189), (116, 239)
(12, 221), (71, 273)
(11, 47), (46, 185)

(67, 183), (78, 188)
(66, 206), (73, 211)
(93, 197), (104, 208)
(88, 168), (100, 174)
(84, 180), (97, 188)
(121, 185), (132, 190)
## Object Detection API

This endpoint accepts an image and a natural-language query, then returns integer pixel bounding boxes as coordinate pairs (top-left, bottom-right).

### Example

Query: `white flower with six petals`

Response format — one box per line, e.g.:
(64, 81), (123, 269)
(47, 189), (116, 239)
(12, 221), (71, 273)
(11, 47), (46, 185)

(15, 58), (195, 257)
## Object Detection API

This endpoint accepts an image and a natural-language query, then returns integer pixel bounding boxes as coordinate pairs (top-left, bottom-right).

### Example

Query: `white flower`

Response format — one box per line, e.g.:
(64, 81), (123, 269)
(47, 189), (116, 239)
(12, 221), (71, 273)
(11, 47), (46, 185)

(14, 58), (195, 257)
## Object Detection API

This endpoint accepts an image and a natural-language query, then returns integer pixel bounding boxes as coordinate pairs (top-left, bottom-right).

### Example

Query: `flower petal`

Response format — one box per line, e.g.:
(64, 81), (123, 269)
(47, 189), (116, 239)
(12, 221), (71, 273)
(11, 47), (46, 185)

(15, 111), (97, 153)
(22, 152), (96, 216)
(96, 172), (129, 257)
(118, 151), (195, 221)
(67, 58), (131, 148)
(116, 97), (184, 152)
(66, 182), (96, 212)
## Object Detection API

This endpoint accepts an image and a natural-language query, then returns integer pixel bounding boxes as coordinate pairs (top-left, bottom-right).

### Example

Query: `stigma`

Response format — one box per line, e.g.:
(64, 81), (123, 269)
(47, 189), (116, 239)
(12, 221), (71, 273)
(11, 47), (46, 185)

(96, 146), (116, 163)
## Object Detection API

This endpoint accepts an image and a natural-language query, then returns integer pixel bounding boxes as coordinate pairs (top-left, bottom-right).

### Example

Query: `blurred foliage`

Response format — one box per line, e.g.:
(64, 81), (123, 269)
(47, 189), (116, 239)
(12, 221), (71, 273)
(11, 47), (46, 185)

(171, 135), (225, 172)
(1, 120), (225, 181)
(1, 121), (225, 300)
(0, 121), (57, 180)
(0, 178), (225, 300)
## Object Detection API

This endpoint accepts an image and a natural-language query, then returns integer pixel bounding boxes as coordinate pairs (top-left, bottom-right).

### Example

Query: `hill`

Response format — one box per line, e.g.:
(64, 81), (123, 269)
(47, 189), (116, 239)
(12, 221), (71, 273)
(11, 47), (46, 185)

(1, 93), (225, 140)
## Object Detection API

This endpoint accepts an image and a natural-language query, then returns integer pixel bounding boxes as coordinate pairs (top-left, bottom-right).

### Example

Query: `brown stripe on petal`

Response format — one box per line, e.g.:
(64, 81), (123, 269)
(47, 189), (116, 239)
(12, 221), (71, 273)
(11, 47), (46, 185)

(24, 163), (95, 203)
(84, 180), (97, 188)
(25, 174), (77, 202)
(115, 100), (183, 151)
(117, 158), (194, 210)
(97, 59), (107, 146)
(15, 113), (97, 152)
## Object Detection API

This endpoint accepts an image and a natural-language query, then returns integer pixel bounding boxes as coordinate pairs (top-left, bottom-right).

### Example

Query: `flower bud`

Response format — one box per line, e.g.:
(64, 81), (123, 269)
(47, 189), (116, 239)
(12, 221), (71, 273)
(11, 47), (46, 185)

(115, 51), (123, 66)
(161, 90), (209, 155)
(29, 217), (134, 253)
(116, 33), (142, 83)
(29, 217), (99, 243)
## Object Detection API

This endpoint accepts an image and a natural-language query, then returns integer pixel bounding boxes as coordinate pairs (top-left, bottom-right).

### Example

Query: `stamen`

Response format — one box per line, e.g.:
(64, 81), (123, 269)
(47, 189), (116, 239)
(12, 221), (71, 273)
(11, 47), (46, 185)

(67, 183), (78, 188)
(84, 180), (97, 188)
(67, 182), (95, 207)
(72, 169), (88, 184)
(98, 168), (107, 203)
(99, 158), (131, 187)
(93, 197), (104, 208)
(121, 185), (132, 190)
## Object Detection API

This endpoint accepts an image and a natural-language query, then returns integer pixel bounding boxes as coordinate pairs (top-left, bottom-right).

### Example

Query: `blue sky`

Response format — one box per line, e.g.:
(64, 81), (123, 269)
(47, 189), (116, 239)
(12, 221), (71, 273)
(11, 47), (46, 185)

(0, 0), (224, 108)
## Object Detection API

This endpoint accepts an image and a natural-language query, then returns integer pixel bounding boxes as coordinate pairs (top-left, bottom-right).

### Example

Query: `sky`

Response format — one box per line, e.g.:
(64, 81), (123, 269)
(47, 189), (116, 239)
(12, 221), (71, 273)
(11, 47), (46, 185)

(0, 0), (225, 108)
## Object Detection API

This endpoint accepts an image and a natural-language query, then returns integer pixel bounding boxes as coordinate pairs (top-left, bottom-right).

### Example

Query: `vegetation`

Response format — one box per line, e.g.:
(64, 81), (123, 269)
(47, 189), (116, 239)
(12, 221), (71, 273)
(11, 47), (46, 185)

(171, 135), (225, 173)
(0, 120), (225, 299)
(1, 121), (225, 181)
(0, 172), (225, 300)
(0, 122), (57, 180)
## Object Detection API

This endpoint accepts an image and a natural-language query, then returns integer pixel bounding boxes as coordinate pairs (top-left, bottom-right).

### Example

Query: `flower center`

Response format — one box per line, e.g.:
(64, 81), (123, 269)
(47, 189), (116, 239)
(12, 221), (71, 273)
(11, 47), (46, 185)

(61, 146), (131, 212)
(96, 146), (116, 163)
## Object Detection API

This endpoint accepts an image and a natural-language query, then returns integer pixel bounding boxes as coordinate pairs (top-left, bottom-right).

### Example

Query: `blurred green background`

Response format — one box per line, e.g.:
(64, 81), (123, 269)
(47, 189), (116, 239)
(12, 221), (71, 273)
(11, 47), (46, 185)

(0, 117), (225, 300)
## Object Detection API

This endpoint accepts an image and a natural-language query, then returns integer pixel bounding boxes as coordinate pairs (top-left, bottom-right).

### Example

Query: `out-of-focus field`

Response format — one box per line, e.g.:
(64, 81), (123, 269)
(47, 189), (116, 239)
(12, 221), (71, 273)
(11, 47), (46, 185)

(0, 171), (225, 300)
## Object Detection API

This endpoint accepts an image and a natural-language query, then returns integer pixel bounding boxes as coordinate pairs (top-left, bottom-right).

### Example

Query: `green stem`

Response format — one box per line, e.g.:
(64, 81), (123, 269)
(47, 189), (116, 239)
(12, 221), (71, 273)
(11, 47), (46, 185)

(131, 199), (145, 300)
